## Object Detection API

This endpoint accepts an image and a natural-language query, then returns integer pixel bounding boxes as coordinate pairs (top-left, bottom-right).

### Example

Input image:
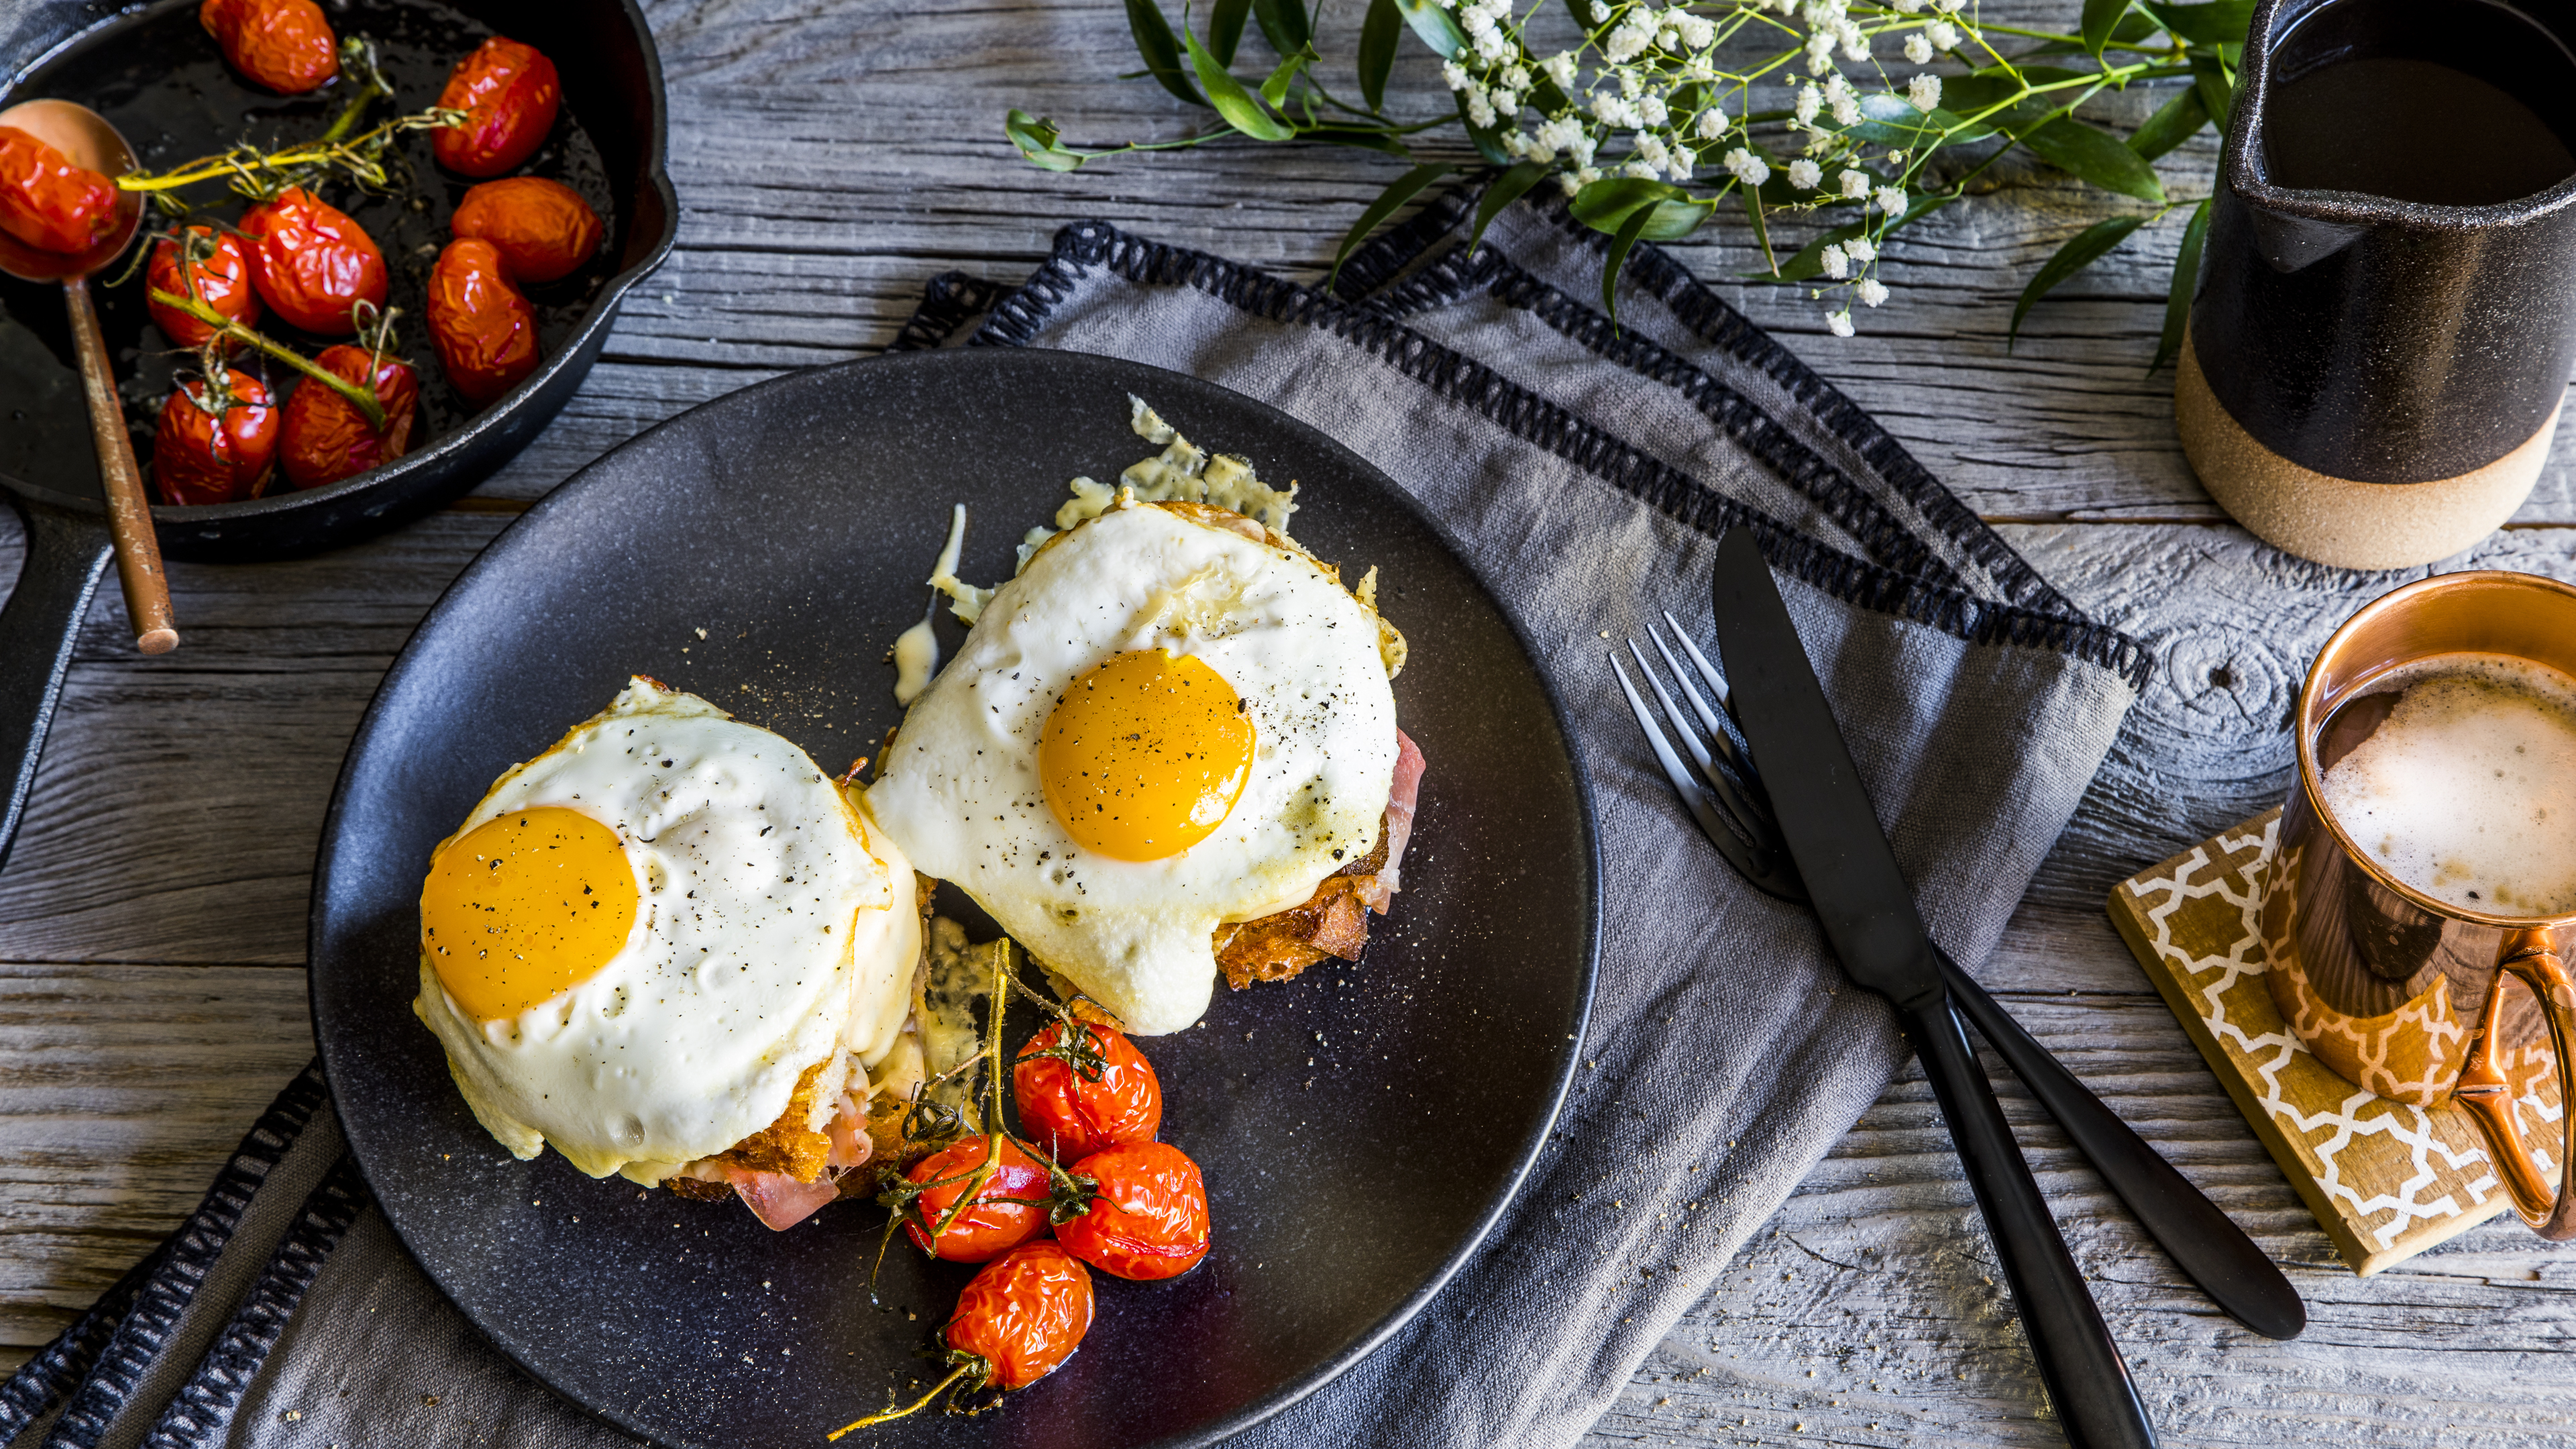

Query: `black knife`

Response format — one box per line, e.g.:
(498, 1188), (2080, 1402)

(1710, 525), (2157, 1449)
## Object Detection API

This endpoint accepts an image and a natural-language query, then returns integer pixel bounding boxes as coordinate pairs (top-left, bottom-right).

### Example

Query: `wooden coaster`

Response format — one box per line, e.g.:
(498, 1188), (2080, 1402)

(2108, 810), (2565, 1275)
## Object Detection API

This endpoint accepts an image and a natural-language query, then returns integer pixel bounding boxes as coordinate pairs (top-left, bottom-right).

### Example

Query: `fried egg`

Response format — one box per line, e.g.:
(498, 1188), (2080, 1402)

(415, 678), (920, 1183)
(866, 498), (1399, 1034)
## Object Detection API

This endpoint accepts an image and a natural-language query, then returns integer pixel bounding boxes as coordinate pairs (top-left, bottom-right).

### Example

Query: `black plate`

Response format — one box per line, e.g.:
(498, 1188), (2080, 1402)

(309, 349), (1599, 1449)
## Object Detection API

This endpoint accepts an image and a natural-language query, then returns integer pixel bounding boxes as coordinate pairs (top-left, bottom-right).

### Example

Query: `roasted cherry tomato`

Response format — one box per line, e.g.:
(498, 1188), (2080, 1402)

(1014, 1018), (1162, 1164)
(1057, 1140), (1209, 1281)
(239, 188), (388, 335)
(902, 1136), (1052, 1264)
(0, 125), (119, 256)
(198, 0), (337, 95)
(427, 237), (540, 405)
(449, 176), (602, 284)
(146, 227), (262, 349)
(433, 37), (561, 178)
(154, 370), (278, 506)
(280, 345), (419, 489)
(945, 1240), (1093, 1391)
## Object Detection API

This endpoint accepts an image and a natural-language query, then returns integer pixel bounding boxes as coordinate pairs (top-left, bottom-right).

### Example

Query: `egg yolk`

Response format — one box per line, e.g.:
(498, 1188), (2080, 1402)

(1040, 649), (1255, 861)
(420, 806), (639, 1021)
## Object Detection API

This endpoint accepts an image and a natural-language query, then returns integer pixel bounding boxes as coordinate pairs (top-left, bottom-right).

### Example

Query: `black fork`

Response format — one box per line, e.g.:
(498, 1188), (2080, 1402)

(1613, 611), (2304, 1342)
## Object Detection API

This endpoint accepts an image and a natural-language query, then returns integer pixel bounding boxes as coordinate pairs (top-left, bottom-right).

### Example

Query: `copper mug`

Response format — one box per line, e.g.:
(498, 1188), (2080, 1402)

(2262, 570), (2576, 1236)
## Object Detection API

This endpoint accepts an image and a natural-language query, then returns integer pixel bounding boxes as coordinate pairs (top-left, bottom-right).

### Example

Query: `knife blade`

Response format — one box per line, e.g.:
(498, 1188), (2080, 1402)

(1710, 525), (2158, 1449)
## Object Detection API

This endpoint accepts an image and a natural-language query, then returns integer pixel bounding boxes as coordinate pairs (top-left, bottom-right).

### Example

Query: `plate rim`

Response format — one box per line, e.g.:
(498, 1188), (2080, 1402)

(305, 346), (1602, 1448)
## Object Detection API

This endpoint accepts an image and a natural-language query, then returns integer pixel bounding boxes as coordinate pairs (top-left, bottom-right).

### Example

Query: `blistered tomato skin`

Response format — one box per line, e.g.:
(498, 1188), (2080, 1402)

(198, 0), (338, 94)
(1014, 1019), (1163, 1165)
(280, 346), (419, 490)
(1058, 1140), (1211, 1281)
(902, 1136), (1052, 1265)
(0, 125), (119, 256)
(946, 1241), (1094, 1391)
(146, 227), (262, 349)
(449, 176), (602, 285)
(154, 370), (279, 506)
(240, 188), (388, 335)
(427, 238), (541, 405)
(433, 38), (561, 178)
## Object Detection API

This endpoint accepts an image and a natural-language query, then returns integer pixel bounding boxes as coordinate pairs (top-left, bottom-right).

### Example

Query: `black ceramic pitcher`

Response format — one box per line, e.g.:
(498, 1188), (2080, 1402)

(2178, 0), (2576, 569)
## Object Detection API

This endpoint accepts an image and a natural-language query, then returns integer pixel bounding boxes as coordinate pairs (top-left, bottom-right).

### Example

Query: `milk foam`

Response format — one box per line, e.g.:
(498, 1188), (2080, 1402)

(2318, 654), (2576, 917)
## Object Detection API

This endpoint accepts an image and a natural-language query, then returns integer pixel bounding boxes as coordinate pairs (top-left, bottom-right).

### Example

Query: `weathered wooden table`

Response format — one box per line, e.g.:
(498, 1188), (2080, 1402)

(4, 1), (2573, 1443)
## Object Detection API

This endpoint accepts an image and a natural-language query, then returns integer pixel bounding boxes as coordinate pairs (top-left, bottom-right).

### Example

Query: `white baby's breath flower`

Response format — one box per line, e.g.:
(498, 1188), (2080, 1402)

(1875, 184), (1907, 214)
(1656, 26), (1680, 50)
(1724, 147), (1770, 185)
(1827, 309), (1855, 337)
(1794, 84), (1823, 125)
(1804, 32), (1836, 71)
(1925, 18), (1960, 46)
(1587, 0), (1610, 22)
(1635, 133), (1672, 170)
(1619, 70), (1644, 99)
(1591, 91), (1627, 125)
(1467, 91), (1497, 126)
(1560, 172), (1584, 197)
(1857, 277), (1890, 307)
(1788, 158), (1821, 189)
(1637, 93), (1668, 125)
(1839, 26), (1871, 60)
(1474, 29), (1510, 60)
(1845, 235), (1876, 262)
(1683, 55), (1717, 81)
(1542, 51), (1578, 87)
(1830, 91), (1862, 125)
(1904, 33), (1934, 63)
(1668, 143), (1695, 179)
(1494, 88), (1521, 116)
(1838, 168), (1872, 198)
(1908, 73), (1941, 110)
(1931, 0), (1962, 13)
(1570, 132), (1599, 165)
(1696, 107), (1729, 140)
(1821, 73), (1853, 103)
(1502, 64), (1531, 91)
(1576, 163), (1603, 183)
(1605, 19), (1655, 60)
(1892, 0), (1925, 11)
(1540, 116), (1587, 153)
(1442, 60), (1472, 91)
(1620, 158), (1658, 179)
(1820, 241), (1849, 278)
(1460, 4), (1497, 38)
(1677, 12), (1716, 46)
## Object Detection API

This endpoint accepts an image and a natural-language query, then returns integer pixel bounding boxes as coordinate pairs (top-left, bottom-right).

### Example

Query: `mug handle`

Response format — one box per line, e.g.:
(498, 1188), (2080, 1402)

(2454, 929), (2576, 1238)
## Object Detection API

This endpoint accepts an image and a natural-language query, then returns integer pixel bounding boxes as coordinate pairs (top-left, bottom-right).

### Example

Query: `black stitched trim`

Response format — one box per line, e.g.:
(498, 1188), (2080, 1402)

(38, 1061), (330, 1449)
(0, 1244), (170, 1439)
(1373, 242), (1963, 591)
(140, 1157), (369, 1449)
(1530, 201), (2078, 618)
(972, 221), (2151, 688)
(1326, 184), (1481, 303)
(890, 272), (1010, 354)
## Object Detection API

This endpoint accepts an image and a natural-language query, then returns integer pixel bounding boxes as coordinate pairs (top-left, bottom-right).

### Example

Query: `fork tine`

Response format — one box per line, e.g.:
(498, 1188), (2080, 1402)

(1610, 652), (1809, 904)
(1645, 621), (1743, 768)
(1662, 609), (1758, 767)
(1629, 635), (1776, 837)
(1625, 640), (1719, 780)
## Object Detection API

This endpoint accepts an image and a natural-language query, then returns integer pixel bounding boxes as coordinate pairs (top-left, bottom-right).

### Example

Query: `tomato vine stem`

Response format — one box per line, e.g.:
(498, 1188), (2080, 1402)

(148, 288), (386, 429)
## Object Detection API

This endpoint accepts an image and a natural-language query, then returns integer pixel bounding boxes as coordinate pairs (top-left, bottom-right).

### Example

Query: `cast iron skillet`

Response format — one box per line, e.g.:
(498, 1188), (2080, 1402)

(0, 0), (678, 871)
(309, 348), (1600, 1448)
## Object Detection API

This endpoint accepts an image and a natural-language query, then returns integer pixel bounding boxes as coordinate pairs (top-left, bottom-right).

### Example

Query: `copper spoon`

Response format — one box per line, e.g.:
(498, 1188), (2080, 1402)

(0, 99), (174, 655)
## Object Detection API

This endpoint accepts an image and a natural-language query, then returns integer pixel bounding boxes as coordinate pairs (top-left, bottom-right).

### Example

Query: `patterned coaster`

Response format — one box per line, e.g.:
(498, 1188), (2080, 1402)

(2108, 810), (2563, 1275)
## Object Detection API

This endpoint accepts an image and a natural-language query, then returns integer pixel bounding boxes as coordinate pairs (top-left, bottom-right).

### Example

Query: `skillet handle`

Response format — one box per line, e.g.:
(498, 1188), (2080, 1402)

(0, 493), (114, 876)
(1902, 994), (2159, 1449)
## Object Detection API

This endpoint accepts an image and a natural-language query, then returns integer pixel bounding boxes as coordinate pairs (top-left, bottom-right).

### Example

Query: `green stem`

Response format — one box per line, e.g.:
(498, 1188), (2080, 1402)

(150, 289), (387, 429)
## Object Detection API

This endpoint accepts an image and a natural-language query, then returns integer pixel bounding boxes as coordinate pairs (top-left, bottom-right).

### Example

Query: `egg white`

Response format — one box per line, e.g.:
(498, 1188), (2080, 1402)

(415, 678), (920, 1183)
(866, 501), (1398, 1034)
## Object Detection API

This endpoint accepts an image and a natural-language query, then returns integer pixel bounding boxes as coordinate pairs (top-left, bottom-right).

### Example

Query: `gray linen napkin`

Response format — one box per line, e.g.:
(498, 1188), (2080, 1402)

(1, 191), (2144, 1449)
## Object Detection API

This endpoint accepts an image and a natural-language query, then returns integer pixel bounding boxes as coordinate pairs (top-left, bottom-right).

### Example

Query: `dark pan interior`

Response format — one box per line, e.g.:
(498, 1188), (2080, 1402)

(309, 349), (1600, 1449)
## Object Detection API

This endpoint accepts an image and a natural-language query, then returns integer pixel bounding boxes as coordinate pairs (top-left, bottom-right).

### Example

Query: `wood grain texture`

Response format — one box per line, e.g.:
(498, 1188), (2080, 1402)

(2, 0), (2576, 1436)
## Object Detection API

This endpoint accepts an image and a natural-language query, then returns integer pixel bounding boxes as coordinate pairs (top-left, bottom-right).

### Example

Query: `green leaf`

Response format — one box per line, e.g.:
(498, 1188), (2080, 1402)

(2020, 116), (2167, 202)
(1260, 48), (1311, 108)
(1470, 161), (1550, 252)
(1303, 124), (1412, 156)
(1393, 0), (1468, 57)
(1126, 0), (1208, 107)
(2153, 196), (2212, 372)
(1358, 0), (1402, 112)
(1602, 205), (1654, 325)
(1210, 0), (1251, 64)
(1251, 0), (1311, 54)
(2141, 0), (2253, 44)
(2190, 53), (2234, 130)
(1329, 162), (1456, 291)
(2030, 8), (2160, 52)
(1455, 89), (1512, 164)
(1565, 0), (1599, 31)
(2128, 83), (2208, 161)
(1569, 176), (1707, 241)
(1004, 109), (1087, 172)
(1740, 186), (1778, 276)
(2082, 0), (2131, 53)
(1843, 92), (1988, 148)
(1185, 29), (1295, 140)
(2010, 215), (2146, 347)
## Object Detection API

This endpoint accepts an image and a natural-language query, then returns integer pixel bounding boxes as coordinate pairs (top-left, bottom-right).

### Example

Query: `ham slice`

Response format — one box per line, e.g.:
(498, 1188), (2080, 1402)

(1358, 730), (1424, 913)
(727, 1166), (841, 1231)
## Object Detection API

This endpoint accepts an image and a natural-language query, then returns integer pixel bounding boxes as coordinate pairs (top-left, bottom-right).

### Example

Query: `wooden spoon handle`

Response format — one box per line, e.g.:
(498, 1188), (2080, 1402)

(62, 274), (176, 655)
